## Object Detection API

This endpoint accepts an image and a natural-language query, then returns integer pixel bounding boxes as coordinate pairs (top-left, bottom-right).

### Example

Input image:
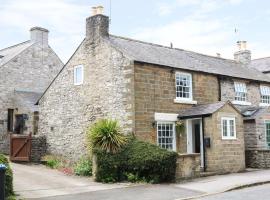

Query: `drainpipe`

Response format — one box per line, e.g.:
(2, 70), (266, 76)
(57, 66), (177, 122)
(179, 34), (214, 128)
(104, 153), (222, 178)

(202, 117), (206, 172)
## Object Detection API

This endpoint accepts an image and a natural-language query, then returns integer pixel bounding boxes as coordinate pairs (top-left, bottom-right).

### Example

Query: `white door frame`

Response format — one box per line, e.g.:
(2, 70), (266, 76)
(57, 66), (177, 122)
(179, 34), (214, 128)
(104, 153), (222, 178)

(186, 118), (204, 168)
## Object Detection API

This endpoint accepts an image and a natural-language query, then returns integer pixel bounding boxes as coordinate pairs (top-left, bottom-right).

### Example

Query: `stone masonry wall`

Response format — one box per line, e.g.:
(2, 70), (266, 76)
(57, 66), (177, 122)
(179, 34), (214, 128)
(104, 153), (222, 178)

(31, 135), (47, 162)
(0, 43), (63, 153)
(38, 38), (134, 161)
(204, 104), (245, 173)
(134, 62), (219, 147)
(220, 76), (270, 107)
(246, 150), (270, 168)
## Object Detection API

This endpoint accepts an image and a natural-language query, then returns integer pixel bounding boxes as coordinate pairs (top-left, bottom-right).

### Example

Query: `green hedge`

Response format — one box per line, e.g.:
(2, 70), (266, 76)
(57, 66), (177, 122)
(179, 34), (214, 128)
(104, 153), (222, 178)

(0, 154), (14, 197)
(94, 139), (177, 183)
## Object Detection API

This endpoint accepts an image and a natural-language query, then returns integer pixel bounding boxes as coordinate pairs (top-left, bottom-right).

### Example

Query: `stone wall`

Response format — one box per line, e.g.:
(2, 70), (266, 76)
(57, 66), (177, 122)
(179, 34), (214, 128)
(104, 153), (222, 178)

(38, 38), (134, 161)
(204, 104), (245, 173)
(246, 150), (270, 168)
(244, 110), (270, 150)
(31, 135), (47, 162)
(134, 62), (219, 145)
(220, 76), (270, 107)
(0, 42), (63, 152)
(176, 153), (201, 180)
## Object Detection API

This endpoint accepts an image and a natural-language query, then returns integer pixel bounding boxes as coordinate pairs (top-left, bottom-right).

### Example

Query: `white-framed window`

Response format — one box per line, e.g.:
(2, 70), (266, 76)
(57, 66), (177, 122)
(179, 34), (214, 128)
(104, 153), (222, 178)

(234, 82), (247, 102)
(221, 117), (236, 140)
(175, 72), (192, 100)
(74, 65), (84, 85)
(265, 120), (270, 148)
(260, 86), (270, 105)
(157, 122), (176, 151)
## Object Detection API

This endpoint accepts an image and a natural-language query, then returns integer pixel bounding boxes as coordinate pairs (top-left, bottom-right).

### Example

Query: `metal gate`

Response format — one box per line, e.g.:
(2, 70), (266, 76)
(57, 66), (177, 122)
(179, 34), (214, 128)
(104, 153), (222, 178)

(10, 133), (32, 162)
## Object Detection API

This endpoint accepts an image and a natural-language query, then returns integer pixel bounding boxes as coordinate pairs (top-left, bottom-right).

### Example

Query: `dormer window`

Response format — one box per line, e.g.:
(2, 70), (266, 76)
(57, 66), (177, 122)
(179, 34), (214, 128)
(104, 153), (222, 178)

(74, 65), (84, 85)
(260, 86), (270, 105)
(234, 82), (247, 102)
(0, 55), (4, 61)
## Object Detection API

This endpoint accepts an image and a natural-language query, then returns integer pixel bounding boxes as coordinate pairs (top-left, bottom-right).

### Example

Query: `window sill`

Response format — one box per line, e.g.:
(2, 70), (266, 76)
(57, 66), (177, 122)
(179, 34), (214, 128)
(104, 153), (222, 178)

(222, 137), (237, 140)
(232, 101), (251, 106)
(174, 99), (197, 105)
(259, 103), (270, 107)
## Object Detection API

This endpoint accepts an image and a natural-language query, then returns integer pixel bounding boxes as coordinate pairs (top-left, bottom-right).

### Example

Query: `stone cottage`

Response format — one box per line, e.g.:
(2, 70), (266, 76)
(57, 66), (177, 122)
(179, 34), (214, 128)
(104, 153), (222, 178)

(38, 7), (270, 176)
(0, 27), (63, 153)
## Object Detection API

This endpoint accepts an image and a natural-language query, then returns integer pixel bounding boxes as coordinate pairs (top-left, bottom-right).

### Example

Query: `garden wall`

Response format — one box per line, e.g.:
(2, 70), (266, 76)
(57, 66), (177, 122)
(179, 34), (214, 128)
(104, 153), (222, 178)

(176, 153), (201, 180)
(246, 150), (270, 168)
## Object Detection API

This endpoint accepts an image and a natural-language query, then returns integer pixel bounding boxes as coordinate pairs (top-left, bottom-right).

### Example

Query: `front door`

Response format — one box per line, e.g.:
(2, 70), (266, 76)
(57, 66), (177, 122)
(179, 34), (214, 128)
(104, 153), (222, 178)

(194, 124), (201, 153)
(187, 118), (204, 168)
(14, 115), (25, 134)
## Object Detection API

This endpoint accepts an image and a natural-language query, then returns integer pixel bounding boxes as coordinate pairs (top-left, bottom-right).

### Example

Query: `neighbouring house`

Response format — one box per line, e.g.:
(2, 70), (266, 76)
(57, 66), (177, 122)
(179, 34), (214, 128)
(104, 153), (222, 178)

(249, 57), (270, 76)
(0, 27), (63, 154)
(37, 6), (270, 177)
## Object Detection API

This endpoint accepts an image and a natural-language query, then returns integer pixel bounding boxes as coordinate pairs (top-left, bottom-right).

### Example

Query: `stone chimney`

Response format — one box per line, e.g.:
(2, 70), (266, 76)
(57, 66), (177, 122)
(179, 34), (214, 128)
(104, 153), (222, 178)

(234, 41), (251, 64)
(86, 6), (109, 41)
(30, 27), (49, 46)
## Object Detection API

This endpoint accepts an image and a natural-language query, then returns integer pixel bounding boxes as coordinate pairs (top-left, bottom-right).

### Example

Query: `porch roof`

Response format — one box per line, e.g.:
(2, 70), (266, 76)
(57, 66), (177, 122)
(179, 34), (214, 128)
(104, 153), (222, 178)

(13, 90), (42, 112)
(178, 101), (227, 119)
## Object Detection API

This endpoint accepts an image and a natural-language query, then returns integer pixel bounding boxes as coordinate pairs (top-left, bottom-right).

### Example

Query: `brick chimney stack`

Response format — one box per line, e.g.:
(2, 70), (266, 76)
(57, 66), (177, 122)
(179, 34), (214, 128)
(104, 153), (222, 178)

(86, 6), (109, 42)
(234, 41), (251, 64)
(30, 27), (49, 47)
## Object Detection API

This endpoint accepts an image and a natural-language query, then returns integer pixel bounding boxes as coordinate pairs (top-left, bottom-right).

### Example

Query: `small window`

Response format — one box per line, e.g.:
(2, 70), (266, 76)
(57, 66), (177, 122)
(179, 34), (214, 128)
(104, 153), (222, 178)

(74, 65), (84, 85)
(157, 122), (176, 150)
(221, 117), (236, 139)
(265, 121), (270, 148)
(260, 86), (270, 104)
(175, 72), (192, 100)
(234, 82), (247, 102)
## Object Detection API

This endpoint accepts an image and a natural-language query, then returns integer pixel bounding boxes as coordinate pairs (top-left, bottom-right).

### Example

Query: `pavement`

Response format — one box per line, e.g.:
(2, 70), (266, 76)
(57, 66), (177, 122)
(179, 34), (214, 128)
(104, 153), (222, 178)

(11, 162), (129, 199)
(174, 168), (270, 198)
(11, 162), (270, 200)
(197, 183), (270, 200)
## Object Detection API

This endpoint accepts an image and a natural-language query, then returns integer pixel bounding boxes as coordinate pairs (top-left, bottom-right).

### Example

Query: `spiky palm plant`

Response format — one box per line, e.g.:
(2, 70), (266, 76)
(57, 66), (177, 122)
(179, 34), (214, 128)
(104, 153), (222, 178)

(87, 119), (128, 153)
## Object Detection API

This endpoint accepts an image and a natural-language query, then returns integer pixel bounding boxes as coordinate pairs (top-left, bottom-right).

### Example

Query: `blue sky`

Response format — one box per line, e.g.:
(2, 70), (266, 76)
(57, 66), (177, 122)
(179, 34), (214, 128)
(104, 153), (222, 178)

(1, 0), (270, 62)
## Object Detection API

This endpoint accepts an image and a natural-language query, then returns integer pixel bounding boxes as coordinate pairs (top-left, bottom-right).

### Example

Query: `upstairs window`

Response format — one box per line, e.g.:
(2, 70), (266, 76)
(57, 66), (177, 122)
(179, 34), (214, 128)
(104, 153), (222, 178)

(234, 82), (247, 102)
(221, 117), (236, 140)
(74, 65), (84, 85)
(260, 86), (270, 104)
(175, 72), (192, 100)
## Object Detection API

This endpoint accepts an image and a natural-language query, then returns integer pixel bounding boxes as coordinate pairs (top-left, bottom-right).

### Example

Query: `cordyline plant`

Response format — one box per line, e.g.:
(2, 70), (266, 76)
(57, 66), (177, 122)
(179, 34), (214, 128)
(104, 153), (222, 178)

(87, 119), (128, 153)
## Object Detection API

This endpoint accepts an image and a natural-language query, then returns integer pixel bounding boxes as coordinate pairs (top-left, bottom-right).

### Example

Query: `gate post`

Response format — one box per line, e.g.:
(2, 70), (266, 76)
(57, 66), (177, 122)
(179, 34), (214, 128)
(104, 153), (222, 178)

(0, 164), (7, 200)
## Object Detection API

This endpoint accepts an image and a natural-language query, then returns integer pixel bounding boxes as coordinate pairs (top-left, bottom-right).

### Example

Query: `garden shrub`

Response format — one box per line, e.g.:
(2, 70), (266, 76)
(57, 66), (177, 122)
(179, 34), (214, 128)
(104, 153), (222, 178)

(94, 138), (177, 183)
(0, 154), (14, 197)
(74, 157), (92, 176)
(87, 119), (128, 153)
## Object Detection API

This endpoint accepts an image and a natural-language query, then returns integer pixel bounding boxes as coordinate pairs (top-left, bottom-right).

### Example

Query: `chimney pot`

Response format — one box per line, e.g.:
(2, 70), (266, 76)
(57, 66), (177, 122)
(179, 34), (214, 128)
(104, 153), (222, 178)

(96, 6), (104, 15)
(216, 53), (221, 58)
(91, 7), (97, 16)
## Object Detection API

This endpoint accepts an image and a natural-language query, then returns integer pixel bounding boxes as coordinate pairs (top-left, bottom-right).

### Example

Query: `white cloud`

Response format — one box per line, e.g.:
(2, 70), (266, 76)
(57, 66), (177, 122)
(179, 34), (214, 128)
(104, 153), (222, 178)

(157, 3), (173, 16)
(0, 0), (89, 62)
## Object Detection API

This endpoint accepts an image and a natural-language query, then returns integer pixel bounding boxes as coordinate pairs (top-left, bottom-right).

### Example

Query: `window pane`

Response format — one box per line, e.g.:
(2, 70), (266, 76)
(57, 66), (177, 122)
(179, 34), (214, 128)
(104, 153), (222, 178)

(223, 120), (227, 137)
(157, 122), (175, 150)
(74, 65), (83, 84)
(176, 73), (192, 99)
(234, 82), (247, 101)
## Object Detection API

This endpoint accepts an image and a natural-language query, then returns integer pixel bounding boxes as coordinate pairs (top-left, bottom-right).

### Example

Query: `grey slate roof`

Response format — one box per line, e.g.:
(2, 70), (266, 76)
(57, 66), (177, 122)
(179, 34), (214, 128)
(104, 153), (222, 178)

(14, 90), (42, 112)
(178, 101), (228, 119)
(0, 41), (33, 66)
(240, 106), (269, 120)
(108, 35), (270, 82)
(249, 57), (270, 73)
